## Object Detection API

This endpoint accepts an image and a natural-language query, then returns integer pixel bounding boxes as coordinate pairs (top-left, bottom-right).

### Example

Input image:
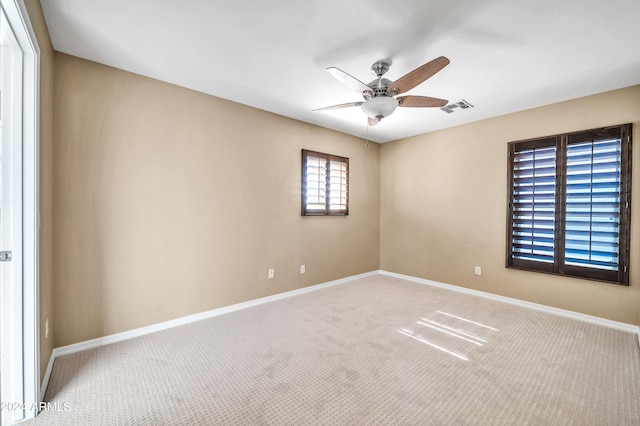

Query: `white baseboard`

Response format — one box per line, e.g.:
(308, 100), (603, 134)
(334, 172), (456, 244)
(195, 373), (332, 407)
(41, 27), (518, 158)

(379, 270), (639, 334)
(40, 269), (640, 398)
(41, 351), (55, 398)
(40, 270), (379, 396)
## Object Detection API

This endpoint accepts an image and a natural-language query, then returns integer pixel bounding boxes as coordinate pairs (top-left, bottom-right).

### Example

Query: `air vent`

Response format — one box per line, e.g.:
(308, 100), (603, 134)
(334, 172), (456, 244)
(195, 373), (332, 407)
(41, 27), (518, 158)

(441, 99), (474, 114)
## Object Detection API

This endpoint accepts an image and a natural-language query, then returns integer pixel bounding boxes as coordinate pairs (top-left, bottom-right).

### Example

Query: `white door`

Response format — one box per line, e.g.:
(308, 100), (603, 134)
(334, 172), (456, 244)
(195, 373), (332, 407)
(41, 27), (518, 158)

(1, 0), (39, 422)
(1, 4), (26, 424)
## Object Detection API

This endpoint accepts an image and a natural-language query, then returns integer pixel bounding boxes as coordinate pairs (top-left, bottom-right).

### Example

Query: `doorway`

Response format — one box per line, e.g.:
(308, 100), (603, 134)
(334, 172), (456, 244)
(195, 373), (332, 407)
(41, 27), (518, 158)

(0, 0), (40, 423)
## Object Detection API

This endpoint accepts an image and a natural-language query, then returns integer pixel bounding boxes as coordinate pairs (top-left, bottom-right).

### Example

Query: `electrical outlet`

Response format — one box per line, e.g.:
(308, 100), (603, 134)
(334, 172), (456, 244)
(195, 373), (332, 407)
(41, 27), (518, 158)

(300, 264), (306, 274)
(268, 268), (275, 279)
(475, 266), (482, 276)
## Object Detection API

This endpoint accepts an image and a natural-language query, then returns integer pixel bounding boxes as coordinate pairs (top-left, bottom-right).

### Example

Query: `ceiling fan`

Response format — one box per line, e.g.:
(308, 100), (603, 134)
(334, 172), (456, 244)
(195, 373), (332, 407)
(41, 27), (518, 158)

(314, 56), (450, 126)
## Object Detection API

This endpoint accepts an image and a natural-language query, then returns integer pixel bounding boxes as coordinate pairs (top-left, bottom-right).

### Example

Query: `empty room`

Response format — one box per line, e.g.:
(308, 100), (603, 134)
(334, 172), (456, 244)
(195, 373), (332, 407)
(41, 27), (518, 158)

(1, 0), (639, 424)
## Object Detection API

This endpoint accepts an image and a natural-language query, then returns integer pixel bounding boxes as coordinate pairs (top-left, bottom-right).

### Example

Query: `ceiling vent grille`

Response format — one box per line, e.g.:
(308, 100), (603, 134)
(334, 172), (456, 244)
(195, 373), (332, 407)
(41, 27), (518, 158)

(441, 99), (474, 114)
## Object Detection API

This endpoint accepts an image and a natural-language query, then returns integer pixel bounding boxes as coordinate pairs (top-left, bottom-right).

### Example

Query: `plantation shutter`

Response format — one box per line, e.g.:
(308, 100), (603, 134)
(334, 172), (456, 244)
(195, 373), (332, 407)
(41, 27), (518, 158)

(328, 159), (348, 213)
(302, 150), (349, 216)
(304, 155), (327, 213)
(564, 138), (621, 270)
(509, 139), (557, 272)
(562, 126), (630, 283)
(507, 124), (631, 285)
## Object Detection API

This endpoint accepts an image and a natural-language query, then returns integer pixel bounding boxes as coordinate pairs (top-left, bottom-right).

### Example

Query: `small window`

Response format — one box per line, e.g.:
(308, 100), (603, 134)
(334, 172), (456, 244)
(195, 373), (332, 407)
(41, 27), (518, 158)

(506, 124), (632, 285)
(302, 149), (349, 216)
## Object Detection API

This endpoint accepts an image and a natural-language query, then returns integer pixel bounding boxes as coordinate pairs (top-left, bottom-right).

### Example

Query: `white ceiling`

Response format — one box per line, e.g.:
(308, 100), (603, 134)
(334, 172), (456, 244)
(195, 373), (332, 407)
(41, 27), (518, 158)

(41, 0), (640, 143)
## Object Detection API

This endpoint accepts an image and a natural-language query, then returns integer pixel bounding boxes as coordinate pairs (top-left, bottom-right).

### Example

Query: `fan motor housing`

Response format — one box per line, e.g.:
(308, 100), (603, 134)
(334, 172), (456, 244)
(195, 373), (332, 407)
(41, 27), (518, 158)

(366, 78), (392, 98)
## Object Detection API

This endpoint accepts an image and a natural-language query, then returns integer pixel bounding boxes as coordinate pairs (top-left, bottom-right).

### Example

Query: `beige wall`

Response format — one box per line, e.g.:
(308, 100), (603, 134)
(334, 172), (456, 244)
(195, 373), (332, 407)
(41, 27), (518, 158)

(53, 53), (380, 347)
(23, 0), (55, 383)
(381, 85), (640, 325)
(30, 5), (640, 359)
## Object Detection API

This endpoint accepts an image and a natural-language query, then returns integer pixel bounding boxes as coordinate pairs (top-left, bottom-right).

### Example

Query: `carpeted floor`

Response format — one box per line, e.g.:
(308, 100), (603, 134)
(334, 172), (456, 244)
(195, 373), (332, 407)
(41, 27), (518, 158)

(28, 274), (640, 425)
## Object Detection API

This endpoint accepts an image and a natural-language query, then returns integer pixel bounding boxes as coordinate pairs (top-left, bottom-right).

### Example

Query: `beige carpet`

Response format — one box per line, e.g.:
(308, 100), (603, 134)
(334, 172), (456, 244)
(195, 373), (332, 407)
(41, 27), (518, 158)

(28, 274), (640, 425)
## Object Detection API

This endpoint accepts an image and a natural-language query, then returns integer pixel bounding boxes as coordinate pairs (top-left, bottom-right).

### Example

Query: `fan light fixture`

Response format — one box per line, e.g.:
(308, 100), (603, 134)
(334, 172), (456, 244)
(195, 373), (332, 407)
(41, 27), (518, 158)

(361, 96), (398, 120)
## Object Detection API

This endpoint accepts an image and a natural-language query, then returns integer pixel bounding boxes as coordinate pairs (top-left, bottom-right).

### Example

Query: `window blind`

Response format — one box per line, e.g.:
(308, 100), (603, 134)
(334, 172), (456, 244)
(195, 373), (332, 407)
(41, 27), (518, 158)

(565, 138), (621, 271)
(302, 150), (349, 216)
(304, 156), (327, 212)
(329, 159), (348, 212)
(506, 124), (631, 285)
(511, 144), (557, 264)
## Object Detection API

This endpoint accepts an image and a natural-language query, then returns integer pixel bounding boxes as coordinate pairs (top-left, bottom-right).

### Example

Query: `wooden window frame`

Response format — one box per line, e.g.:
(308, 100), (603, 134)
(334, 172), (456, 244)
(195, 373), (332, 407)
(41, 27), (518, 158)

(506, 124), (632, 285)
(301, 149), (349, 216)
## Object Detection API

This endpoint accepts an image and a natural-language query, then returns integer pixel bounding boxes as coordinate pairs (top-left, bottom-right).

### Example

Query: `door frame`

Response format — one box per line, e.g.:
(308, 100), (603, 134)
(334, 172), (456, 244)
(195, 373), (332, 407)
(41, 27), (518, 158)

(1, 0), (40, 423)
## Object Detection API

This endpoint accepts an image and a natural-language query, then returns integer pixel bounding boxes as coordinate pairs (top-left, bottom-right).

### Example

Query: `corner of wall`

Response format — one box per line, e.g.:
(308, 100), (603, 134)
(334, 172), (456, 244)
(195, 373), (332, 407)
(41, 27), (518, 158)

(23, 0), (56, 388)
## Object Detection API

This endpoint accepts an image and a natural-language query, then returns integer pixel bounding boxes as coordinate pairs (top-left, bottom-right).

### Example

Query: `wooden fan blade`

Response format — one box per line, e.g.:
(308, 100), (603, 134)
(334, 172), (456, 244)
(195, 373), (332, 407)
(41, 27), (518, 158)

(313, 101), (363, 112)
(397, 96), (448, 108)
(327, 67), (374, 96)
(387, 56), (450, 95)
(368, 117), (379, 126)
